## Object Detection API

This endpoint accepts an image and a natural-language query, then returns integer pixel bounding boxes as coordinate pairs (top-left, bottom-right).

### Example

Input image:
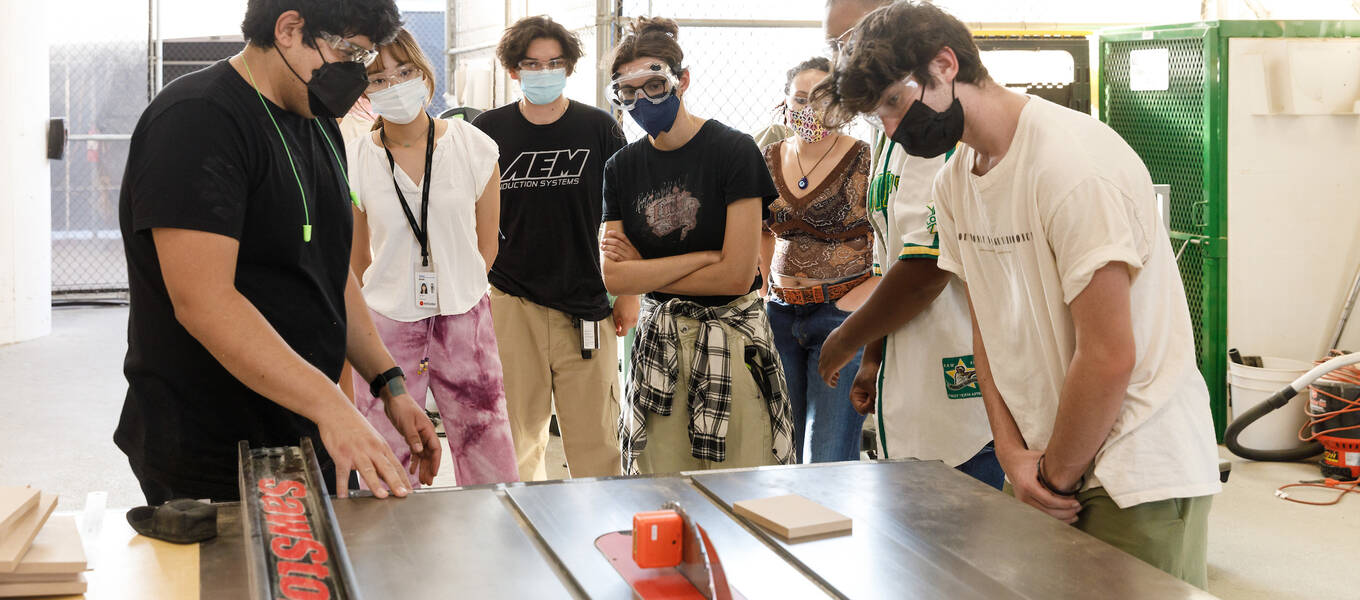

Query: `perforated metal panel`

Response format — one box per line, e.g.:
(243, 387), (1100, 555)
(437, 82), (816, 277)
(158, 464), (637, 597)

(1100, 27), (1229, 438)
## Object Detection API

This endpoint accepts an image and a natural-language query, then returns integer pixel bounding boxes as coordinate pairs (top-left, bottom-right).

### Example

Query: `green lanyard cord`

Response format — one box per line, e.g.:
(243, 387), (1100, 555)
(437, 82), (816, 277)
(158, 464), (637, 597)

(313, 120), (361, 210)
(240, 52), (358, 242)
(242, 53), (311, 242)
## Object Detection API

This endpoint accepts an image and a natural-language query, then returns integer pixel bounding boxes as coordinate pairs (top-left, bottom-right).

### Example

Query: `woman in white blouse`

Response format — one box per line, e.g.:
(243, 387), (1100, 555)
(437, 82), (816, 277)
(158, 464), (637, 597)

(347, 29), (517, 486)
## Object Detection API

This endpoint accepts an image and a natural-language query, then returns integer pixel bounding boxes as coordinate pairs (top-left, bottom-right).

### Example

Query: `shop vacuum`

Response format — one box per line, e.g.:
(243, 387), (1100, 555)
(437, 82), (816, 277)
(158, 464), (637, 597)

(1225, 351), (1360, 481)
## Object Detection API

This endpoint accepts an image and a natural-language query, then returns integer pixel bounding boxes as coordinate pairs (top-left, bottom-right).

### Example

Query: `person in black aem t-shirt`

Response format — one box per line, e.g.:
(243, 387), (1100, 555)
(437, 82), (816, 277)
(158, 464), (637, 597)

(472, 16), (634, 481)
(116, 0), (438, 504)
(599, 18), (794, 475)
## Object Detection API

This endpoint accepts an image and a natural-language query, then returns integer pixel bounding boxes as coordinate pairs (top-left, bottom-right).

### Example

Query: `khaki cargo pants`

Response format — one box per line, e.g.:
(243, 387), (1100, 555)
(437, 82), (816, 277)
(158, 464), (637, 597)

(490, 286), (622, 481)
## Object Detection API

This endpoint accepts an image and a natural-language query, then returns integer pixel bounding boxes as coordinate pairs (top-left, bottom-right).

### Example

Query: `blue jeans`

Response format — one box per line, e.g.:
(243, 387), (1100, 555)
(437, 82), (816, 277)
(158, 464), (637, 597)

(766, 298), (866, 463)
(956, 441), (1005, 490)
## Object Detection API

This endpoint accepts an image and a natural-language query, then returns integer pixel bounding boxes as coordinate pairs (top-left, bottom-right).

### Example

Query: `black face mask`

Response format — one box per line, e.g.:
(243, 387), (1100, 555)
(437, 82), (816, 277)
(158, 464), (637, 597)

(890, 80), (964, 158)
(277, 44), (368, 119)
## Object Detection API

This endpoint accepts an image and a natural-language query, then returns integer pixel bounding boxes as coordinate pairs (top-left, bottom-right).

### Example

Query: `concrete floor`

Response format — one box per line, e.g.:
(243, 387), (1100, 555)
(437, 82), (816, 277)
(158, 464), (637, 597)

(2, 306), (1354, 599)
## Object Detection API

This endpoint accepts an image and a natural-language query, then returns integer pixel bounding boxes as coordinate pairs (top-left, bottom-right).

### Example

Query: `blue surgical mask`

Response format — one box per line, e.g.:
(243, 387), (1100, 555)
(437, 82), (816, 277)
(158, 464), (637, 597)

(520, 68), (567, 105)
(627, 93), (681, 138)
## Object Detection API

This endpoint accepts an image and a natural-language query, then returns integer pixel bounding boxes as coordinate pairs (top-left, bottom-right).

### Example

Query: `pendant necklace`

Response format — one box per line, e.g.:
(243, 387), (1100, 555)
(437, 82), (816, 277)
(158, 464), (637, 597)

(795, 135), (839, 190)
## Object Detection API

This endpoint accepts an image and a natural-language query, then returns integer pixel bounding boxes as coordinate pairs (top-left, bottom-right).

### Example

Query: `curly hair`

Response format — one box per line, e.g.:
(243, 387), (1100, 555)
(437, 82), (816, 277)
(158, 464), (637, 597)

(497, 16), (586, 75)
(242, 0), (403, 49)
(784, 56), (832, 95)
(813, 1), (988, 128)
(607, 16), (684, 77)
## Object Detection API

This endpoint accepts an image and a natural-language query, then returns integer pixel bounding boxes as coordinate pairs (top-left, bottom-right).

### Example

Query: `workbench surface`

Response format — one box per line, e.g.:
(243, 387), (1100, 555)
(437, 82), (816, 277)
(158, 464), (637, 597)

(86, 460), (1219, 599)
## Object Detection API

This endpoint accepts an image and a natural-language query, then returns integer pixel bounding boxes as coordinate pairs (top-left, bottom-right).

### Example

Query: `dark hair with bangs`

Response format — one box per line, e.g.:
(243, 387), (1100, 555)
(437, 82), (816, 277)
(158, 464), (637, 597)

(497, 16), (586, 75)
(242, 0), (403, 49)
(814, 1), (989, 127)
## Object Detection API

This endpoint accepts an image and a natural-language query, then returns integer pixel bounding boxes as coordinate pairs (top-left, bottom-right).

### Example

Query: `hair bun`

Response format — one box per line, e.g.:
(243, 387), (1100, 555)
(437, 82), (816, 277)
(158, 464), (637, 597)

(631, 16), (679, 40)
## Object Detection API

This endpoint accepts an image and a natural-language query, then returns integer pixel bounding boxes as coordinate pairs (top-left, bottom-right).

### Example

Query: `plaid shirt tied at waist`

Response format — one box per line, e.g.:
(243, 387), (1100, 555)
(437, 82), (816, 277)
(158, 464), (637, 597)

(620, 292), (794, 474)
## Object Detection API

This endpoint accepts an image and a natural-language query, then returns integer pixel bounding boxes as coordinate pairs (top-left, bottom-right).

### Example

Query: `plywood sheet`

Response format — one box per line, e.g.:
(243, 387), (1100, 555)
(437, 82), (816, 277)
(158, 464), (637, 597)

(10, 515), (85, 575)
(0, 494), (57, 572)
(0, 572), (86, 597)
(0, 488), (38, 539)
(732, 494), (851, 541)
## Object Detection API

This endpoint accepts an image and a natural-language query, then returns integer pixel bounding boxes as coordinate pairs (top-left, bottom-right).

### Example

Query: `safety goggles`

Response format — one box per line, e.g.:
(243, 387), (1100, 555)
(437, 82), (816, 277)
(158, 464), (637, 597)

(606, 62), (680, 111)
(518, 57), (568, 71)
(366, 62), (424, 92)
(866, 78), (920, 126)
(319, 31), (379, 67)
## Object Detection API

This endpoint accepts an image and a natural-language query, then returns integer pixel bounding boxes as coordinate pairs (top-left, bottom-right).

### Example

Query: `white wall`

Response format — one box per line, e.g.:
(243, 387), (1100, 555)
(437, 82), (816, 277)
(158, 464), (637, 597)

(0, 1), (52, 344)
(1226, 37), (1360, 361)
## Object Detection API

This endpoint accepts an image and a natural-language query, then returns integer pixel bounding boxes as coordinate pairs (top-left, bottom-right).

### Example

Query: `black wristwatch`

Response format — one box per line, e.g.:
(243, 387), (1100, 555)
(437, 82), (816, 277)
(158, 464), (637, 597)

(369, 366), (405, 398)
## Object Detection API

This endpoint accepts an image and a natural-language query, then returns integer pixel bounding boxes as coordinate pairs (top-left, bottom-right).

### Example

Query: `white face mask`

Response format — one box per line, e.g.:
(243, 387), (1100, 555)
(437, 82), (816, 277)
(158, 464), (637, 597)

(367, 77), (428, 124)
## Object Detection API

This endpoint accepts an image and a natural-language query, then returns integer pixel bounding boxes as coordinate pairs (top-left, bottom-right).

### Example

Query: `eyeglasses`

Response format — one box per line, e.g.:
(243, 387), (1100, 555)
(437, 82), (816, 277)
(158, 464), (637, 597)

(518, 58), (568, 71)
(826, 28), (853, 56)
(607, 63), (679, 111)
(319, 31), (378, 67)
(366, 63), (424, 92)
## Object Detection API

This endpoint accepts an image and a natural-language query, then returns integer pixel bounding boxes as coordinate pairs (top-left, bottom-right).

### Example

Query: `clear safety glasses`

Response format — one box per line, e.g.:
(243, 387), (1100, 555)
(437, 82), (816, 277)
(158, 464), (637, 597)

(866, 78), (921, 126)
(518, 58), (568, 72)
(366, 63), (424, 92)
(606, 63), (680, 111)
(319, 31), (379, 67)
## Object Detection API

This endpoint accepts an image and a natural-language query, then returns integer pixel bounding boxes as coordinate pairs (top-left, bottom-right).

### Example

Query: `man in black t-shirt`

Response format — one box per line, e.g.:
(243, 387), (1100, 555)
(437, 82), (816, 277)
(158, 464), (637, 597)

(472, 16), (634, 480)
(116, 1), (438, 503)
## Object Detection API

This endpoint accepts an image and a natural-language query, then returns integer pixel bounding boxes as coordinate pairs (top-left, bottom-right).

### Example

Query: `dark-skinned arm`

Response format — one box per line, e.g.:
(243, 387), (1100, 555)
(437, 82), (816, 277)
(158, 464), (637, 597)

(817, 258), (950, 386)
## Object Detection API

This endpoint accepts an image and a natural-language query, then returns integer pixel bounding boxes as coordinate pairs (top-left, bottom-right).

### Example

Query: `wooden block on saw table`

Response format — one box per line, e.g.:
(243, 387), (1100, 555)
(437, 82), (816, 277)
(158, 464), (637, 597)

(6, 515), (85, 575)
(0, 488), (39, 540)
(0, 493), (58, 572)
(0, 572), (86, 597)
(732, 494), (851, 542)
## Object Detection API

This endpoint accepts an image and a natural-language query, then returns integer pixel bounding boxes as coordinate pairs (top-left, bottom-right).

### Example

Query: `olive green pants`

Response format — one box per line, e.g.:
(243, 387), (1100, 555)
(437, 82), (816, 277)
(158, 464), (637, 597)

(1005, 485), (1212, 589)
(1076, 488), (1212, 589)
(635, 313), (776, 474)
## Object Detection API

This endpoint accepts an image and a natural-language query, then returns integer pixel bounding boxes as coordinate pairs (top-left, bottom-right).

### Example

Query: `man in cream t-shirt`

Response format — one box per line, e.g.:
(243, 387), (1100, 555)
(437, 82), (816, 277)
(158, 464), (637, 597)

(819, 1), (1221, 588)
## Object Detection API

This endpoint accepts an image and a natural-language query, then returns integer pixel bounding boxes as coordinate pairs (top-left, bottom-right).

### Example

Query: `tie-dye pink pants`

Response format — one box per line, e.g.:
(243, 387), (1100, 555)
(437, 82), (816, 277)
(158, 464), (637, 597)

(351, 294), (520, 486)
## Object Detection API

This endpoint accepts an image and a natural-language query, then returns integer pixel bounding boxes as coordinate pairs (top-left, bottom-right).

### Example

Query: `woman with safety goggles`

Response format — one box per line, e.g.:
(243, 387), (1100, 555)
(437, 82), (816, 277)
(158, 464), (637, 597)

(345, 29), (519, 488)
(759, 56), (876, 464)
(599, 17), (795, 475)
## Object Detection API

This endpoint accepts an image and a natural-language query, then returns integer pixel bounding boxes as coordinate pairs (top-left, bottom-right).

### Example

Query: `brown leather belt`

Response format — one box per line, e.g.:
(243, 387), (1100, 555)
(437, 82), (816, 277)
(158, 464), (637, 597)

(770, 272), (872, 306)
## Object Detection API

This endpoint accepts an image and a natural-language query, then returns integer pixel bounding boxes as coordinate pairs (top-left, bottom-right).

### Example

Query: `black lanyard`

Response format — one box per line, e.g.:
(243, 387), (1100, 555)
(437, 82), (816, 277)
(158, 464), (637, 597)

(381, 116), (436, 267)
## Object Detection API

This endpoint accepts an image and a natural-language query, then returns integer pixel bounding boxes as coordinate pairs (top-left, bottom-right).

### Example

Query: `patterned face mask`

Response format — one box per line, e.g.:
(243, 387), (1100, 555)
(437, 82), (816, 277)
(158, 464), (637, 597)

(787, 104), (830, 143)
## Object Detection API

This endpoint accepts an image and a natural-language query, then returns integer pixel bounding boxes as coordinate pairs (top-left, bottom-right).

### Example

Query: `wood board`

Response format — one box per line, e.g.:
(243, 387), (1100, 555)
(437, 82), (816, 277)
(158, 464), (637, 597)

(0, 572), (86, 597)
(9, 515), (85, 575)
(0, 572), (82, 584)
(731, 493), (851, 541)
(0, 493), (58, 572)
(0, 489), (38, 540)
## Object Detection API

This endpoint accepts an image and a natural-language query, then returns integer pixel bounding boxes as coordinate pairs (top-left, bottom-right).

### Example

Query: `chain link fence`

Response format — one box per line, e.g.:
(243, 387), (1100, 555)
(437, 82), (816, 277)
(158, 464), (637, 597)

(49, 32), (148, 299)
(48, 5), (449, 299)
(614, 1), (828, 143)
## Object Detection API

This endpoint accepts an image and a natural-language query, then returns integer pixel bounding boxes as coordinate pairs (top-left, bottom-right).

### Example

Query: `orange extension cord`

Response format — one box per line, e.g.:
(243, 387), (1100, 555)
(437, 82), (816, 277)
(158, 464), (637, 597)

(1275, 351), (1360, 506)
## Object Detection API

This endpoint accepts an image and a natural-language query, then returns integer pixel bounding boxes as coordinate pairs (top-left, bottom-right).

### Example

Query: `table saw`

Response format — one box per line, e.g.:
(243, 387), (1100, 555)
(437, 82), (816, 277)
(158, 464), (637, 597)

(193, 452), (1215, 600)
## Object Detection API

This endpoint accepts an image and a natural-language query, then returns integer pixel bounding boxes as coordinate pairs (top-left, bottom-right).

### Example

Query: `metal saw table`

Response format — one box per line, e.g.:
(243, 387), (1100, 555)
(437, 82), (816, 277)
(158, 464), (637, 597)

(199, 459), (1217, 599)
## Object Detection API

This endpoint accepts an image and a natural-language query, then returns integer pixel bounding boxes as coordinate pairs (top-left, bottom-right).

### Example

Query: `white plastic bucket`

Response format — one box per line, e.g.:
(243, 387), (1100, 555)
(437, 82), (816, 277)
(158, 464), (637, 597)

(1228, 357), (1314, 451)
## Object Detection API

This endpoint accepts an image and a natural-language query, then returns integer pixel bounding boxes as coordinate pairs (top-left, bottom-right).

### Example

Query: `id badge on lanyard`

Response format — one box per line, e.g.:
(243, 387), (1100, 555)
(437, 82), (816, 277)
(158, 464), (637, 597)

(383, 118), (439, 311)
(415, 265), (438, 310)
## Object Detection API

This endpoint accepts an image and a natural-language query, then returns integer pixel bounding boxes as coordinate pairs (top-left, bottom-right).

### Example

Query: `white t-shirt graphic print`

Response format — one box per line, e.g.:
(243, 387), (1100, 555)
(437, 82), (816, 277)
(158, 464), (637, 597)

(934, 96), (1221, 508)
